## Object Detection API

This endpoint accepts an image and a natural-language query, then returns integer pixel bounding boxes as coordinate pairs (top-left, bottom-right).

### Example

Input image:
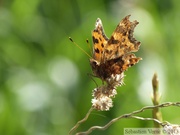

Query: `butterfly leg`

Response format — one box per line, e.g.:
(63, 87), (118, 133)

(87, 73), (99, 87)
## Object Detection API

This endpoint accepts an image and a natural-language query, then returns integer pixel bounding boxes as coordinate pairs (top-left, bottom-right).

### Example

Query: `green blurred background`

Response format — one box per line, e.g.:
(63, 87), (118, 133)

(0, 0), (180, 135)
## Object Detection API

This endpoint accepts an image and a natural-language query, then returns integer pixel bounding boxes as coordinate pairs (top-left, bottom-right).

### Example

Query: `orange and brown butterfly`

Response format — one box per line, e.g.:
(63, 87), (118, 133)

(90, 15), (142, 85)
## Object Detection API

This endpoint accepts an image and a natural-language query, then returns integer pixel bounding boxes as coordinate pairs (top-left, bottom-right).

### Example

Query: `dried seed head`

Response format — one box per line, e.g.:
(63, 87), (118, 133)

(92, 96), (113, 111)
(106, 73), (125, 87)
(92, 85), (117, 111)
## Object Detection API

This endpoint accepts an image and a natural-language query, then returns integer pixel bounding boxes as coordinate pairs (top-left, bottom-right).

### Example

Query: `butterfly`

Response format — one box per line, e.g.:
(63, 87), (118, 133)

(90, 15), (142, 84)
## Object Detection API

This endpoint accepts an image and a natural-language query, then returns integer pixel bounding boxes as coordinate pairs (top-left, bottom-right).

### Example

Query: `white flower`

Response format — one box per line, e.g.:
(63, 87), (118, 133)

(106, 73), (125, 87)
(91, 96), (113, 111)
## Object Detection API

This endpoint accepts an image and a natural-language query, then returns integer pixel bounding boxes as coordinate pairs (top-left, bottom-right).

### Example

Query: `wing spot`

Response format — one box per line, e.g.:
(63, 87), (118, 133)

(112, 39), (119, 44)
(108, 36), (119, 44)
(101, 43), (104, 48)
(94, 48), (100, 54)
(93, 36), (99, 44)
(105, 49), (113, 55)
(115, 50), (119, 57)
(122, 38), (125, 42)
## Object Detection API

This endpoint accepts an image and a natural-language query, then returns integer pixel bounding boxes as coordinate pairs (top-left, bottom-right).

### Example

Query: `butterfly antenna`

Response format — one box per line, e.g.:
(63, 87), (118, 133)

(86, 39), (93, 56)
(69, 37), (92, 58)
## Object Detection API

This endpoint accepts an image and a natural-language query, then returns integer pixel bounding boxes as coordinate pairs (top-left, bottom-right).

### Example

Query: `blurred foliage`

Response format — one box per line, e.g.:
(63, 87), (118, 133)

(0, 0), (180, 135)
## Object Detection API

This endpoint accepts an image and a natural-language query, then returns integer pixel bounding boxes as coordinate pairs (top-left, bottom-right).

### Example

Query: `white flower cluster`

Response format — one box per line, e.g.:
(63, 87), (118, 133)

(91, 73), (124, 111)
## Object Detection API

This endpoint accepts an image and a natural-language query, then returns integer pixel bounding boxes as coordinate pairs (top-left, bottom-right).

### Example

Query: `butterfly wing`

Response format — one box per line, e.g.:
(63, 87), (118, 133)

(92, 18), (108, 63)
(90, 16), (142, 81)
(104, 15), (141, 61)
(121, 53), (142, 72)
(106, 54), (141, 76)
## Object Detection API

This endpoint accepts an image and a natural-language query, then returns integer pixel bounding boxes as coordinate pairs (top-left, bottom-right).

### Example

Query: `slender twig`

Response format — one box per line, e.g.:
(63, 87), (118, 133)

(130, 116), (164, 125)
(75, 102), (180, 135)
(69, 107), (94, 135)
